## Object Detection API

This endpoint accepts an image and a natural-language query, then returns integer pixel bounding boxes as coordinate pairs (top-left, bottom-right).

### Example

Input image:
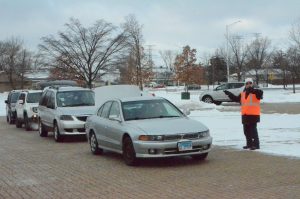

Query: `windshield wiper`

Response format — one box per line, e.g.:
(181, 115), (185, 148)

(66, 103), (94, 107)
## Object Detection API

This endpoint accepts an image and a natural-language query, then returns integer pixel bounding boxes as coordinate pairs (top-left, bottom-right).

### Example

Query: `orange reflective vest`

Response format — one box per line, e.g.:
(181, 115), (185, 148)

(241, 92), (261, 116)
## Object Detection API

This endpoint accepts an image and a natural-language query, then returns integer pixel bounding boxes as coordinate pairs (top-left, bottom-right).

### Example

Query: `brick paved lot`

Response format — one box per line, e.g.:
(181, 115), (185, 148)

(0, 117), (299, 199)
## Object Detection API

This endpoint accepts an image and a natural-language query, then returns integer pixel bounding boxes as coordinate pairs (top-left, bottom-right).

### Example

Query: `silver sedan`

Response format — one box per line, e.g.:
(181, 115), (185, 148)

(85, 97), (212, 166)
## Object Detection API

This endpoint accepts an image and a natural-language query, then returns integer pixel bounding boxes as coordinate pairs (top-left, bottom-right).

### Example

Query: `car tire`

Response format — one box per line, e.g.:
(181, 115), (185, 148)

(15, 117), (22, 128)
(38, 119), (48, 137)
(24, 114), (31, 131)
(191, 153), (208, 161)
(8, 113), (14, 124)
(202, 96), (213, 104)
(123, 136), (138, 166)
(90, 132), (103, 155)
(53, 122), (63, 142)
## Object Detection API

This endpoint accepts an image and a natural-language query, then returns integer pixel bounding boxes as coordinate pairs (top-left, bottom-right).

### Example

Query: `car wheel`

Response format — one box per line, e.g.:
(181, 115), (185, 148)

(24, 114), (31, 131)
(38, 119), (48, 137)
(191, 153), (208, 160)
(8, 113), (14, 124)
(123, 136), (138, 166)
(90, 132), (103, 155)
(53, 122), (63, 142)
(202, 96), (213, 104)
(15, 117), (22, 128)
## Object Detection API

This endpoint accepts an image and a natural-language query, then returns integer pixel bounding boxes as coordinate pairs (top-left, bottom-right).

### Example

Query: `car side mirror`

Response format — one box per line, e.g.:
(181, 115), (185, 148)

(109, 115), (122, 122)
(18, 100), (24, 105)
(5, 100), (8, 104)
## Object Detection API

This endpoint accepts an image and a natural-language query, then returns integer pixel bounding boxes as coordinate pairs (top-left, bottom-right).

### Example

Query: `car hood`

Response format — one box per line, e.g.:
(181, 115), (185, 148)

(126, 117), (208, 135)
(57, 106), (96, 116)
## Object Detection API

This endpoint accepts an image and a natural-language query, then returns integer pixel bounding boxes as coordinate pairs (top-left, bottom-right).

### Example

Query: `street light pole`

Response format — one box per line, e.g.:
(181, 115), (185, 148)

(226, 20), (241, 82)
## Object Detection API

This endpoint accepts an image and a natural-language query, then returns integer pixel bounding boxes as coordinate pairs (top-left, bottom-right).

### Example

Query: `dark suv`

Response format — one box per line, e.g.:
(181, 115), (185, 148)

(5, 90), (22, 124)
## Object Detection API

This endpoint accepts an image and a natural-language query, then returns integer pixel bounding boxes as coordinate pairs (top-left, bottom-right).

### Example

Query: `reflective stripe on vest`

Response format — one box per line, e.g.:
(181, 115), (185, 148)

(241, 92), (261, 115)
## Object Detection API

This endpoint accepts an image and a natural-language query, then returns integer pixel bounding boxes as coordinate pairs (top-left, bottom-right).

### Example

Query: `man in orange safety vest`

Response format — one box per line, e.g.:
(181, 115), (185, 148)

(224, 78), (263, 150)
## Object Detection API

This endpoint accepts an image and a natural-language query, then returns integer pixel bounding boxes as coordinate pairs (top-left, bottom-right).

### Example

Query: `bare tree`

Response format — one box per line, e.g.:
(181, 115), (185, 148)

(122, 14), (145, 90)
(272, 50), (289, 88)
(0, 38), (23, 89)
(228, 35), (248, 81)
(286, 47), (300, 93)
(159, 50), (176, 85)
(246, 36), (271, 84)
(17, 49), (32, 89)
(39, 18), (128, 88)
(289, 18), (300, 48)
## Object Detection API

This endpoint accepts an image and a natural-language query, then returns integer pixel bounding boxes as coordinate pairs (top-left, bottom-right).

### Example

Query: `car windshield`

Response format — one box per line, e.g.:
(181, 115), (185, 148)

(10, 93), (20, 103)
(56, 90), (95, 107)
(122, 99), (183, 121)
(27, 92), (42, 103)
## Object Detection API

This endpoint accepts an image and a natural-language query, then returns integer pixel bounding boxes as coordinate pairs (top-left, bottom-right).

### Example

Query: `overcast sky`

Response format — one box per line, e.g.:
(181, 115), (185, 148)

(0, 0), (299, 64)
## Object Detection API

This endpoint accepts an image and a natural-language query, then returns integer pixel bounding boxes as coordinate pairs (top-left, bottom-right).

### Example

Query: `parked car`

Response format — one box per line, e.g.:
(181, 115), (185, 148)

(5, 90), (22, 124)
(38, 86), (95, 142)
(187, 84), (201, 90)
(199, 82), (245, 105)
(15, 90), (42, 130)
(85, 96), (212, 166)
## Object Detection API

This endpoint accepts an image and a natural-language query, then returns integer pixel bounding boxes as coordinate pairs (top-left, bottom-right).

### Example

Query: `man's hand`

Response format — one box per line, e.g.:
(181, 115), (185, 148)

(224, 90), (231, 95)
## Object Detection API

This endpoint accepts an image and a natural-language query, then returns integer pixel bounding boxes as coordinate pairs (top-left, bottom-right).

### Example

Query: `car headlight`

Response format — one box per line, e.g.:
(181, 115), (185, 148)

(31, 107), (38, 113)
(199, 130), (210, 138)
(60, 115), (74, 121)
(138, 135), (164, 141)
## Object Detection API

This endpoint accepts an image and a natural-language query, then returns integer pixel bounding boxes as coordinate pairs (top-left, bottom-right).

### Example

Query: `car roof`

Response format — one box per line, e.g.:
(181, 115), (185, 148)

(119, 96), (164, 103)
(46, 86), (92, 92)
(21, 90), (43, 94)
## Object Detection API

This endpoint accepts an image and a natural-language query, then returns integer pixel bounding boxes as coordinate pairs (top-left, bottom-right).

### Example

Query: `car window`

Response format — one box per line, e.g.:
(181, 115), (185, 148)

(122, 99), (182, 121)
(46, 92), (55, 109)
(236, 83), (245, 88)
(10, 92), (20, 103)
(19, 93), (26, 102)
(215, 84), (228, 91)
(109, 102), (120, 118)
(100, 102), (112, 118)
(97, 106), (104, 117)
(56, 90), (95, 107)
(40, 91), (51, 106)
(27, 92), (42, 103)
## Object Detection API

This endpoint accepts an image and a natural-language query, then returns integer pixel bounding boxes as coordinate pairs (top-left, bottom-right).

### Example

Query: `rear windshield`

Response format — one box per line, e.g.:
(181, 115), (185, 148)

(27, 92), (42, 103)
(10, 93), (20, 103)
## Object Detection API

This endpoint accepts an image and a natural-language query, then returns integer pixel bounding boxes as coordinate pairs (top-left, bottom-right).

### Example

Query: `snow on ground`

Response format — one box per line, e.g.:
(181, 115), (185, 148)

(0, 92), (7, 117)
(153, 88), (300, 159)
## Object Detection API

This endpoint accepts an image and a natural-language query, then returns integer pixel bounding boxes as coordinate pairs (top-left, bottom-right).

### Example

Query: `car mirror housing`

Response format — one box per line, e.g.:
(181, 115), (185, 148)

(18, 100), (24, 105)
(183, 108), (191, 116)
(5, 100), (8, 104)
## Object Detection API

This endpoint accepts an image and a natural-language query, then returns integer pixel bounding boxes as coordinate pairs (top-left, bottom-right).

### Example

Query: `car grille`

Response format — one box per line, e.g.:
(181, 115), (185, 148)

(164, 132), (200, 141)
(76, 116), (88, 122)
(164, 144), (210, 155)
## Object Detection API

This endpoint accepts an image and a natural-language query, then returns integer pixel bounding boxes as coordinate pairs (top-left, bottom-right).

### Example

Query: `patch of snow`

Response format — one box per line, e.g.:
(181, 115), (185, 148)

(0, 92), (8, 116)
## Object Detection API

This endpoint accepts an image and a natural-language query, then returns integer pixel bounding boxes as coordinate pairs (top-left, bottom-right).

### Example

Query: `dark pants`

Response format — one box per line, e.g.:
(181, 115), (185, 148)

(243, 123), (259, 148)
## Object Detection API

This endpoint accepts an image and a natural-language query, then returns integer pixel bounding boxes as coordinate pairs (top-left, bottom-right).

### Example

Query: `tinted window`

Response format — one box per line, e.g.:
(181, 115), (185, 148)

(27, 92), (42, 103)
(100, 102), (112, 118)
(234, 83), (245, 88)
(56, 90), (95, 107)
(215, 84), (228, 91)
(19, 93), (26, 101)
(109, 102), (120, 118)
(122, 99), (182, 121)
(47, 92), (55, 109)
(40, 91), (51, 106)
(10, 92), (20, 103)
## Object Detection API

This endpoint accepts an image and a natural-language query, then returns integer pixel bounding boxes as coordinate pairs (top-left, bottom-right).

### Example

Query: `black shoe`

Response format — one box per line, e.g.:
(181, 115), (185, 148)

(243, 146), (250, 149)
(250, 146), (260, 150)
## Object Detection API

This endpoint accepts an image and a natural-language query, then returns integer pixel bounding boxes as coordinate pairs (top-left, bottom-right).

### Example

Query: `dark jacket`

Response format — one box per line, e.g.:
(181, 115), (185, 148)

(225, 87), (263, 124)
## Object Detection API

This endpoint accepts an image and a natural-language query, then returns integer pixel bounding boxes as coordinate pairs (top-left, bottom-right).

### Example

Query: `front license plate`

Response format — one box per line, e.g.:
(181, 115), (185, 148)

(178, 141), (193, 151)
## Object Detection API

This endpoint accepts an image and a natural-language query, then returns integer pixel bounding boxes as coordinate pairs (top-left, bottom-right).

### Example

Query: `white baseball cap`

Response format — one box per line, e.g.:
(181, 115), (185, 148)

(245, 78), (253, 84)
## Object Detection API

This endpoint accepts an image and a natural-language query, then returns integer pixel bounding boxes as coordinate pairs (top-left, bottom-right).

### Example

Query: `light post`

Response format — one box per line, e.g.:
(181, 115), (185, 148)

(226, 20), (241, 82)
